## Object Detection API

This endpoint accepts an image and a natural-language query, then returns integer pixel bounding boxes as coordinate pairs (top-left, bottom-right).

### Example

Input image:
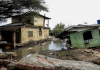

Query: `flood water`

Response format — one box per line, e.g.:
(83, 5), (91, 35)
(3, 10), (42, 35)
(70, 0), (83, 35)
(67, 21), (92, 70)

(2, 41), (67, 59)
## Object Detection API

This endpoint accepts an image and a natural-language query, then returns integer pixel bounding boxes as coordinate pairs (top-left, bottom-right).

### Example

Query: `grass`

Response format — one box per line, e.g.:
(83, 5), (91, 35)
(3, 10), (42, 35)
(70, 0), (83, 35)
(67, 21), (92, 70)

(58, 49), (70, 60)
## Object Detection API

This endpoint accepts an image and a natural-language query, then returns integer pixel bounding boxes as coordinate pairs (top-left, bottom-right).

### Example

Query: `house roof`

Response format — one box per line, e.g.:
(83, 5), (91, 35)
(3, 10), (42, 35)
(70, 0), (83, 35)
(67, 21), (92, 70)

(0, 23), (49, 31)
(12, 12), (51, 19)
(57, 31), (76, 39)
(0, 23), (23, 31)
(57, 24), (100, 39)
(39, 14), (51, 19)
(1, 23), (32, 27)
(0, 26), (22, 31)
(65, 24), (100, 31)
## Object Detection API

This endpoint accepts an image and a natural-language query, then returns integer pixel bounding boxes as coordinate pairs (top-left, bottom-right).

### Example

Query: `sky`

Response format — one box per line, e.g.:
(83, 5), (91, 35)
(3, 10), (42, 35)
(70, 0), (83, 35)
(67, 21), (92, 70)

(1, 0), (100, 29)
(41, 0), (100, 29)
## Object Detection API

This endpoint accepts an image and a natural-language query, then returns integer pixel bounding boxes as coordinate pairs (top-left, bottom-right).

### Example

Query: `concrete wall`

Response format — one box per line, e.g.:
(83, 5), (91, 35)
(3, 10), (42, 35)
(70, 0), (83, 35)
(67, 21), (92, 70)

(21, 27), (49, 43)
(12, 17), (19, 23)
(70, 28), (100, 48)
(12, 15), (45, 27)
(34, 16), (45, 26)
(43, 28), (49, 39)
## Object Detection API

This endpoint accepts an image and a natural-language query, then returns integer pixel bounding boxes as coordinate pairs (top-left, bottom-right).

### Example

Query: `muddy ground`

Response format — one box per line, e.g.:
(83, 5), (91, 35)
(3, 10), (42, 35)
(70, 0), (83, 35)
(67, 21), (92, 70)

(1, 48), (100, 70)
(41, 48), (100, 65)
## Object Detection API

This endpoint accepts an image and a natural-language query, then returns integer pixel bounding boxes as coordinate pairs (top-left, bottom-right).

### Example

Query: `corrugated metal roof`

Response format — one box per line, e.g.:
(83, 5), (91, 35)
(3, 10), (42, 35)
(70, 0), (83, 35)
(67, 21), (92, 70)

(57, 31), (76, 39)
(65, 24), (100, 31)
(58, 24), (100, 39)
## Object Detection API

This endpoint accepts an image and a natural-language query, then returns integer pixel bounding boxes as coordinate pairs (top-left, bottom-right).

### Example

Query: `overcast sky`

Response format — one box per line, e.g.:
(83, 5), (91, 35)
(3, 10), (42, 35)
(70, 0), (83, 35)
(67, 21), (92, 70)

(1, 0), (100, 29)
(41, 0), (100, 29)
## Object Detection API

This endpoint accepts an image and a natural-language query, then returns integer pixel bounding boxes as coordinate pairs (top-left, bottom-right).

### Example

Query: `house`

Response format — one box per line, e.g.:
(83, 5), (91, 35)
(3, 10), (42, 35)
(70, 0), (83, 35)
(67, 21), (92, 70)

(57, 24), (100, 48)
(0, 13), (51, 48)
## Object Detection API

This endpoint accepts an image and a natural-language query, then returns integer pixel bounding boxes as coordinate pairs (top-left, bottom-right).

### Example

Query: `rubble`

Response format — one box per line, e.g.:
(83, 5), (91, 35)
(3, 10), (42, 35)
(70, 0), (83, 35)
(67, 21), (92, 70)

(16, 38), (52, 47)
(0, 52), (14, 59)
(17, 54), (100, 70)
(41, 48), (100, 65)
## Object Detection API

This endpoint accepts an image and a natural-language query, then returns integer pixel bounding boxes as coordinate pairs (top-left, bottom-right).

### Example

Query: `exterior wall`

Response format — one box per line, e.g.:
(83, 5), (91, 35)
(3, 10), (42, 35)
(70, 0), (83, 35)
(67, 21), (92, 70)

(34, 16), (45, 26)
(70, 31), (85, 48)
(12, 16), (34, 23)
(70, 28), (100, 48)
(12, 17), (19, 23)
(12, 15), (45, 27)
(21, 27), (49, 43)
(43, 28), (49, 39)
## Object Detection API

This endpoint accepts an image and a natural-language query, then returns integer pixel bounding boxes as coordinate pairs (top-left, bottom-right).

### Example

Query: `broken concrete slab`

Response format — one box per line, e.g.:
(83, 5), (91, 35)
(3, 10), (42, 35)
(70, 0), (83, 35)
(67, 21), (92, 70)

(18, 54), (100, 70)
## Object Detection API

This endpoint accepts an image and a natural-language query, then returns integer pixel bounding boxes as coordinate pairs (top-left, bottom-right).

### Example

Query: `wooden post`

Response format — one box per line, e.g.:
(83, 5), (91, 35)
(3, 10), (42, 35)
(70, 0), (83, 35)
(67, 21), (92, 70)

(13, 31), (16, 48)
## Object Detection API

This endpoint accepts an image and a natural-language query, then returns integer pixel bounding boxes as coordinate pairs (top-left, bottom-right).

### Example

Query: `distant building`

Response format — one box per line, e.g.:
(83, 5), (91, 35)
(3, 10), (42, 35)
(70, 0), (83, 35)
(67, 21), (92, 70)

(57, 24), (100, 48)
(0, 12), (51, 48)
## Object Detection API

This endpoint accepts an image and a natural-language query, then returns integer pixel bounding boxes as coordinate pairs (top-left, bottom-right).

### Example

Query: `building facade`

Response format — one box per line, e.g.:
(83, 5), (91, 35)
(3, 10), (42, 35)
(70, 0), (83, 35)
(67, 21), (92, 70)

(70, 27), (100, 48)
(0, 13), (51, 48)
(57, 24), (100, 48)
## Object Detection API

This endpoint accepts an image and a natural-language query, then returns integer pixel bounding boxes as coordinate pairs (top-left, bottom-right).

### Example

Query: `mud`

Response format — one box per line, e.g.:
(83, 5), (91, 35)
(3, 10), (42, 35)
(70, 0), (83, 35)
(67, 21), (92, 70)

(41, 48), (100, 65)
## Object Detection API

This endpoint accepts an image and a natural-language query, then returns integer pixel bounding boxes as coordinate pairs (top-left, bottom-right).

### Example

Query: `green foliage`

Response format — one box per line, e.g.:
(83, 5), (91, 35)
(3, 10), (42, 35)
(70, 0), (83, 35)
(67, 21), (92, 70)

(53, 22), (65, 33)
(50, 22), (65, 37)
(49, 28), (54, 36)
(0, 0), (48, 22)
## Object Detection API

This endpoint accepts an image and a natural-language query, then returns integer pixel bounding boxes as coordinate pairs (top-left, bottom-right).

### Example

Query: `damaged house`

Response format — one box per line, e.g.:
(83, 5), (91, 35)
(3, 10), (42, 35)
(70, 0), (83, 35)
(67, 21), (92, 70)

(57, 24), (100, 48)
(0, 13), (51, 48)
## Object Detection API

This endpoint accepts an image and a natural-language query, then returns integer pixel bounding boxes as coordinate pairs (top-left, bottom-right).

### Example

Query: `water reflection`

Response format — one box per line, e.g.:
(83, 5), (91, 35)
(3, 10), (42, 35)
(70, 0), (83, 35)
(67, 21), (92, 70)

(49, 41), (67, 50)
(3, 41), (67, 59)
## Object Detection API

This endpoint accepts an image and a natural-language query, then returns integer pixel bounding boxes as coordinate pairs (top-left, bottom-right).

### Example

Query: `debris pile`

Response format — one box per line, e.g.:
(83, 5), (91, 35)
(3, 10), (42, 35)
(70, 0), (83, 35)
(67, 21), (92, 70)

(0, 52), (15, 59)
(16, 38), (52, 47)
(41, 48), (100, 65)
(17, 54), (100, 70)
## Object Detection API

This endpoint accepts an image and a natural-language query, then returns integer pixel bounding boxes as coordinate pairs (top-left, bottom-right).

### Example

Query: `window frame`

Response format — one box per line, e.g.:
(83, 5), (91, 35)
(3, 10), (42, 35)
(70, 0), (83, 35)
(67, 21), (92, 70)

(28, 31), (33, 37)
(83, 31), (93, 40)
(39, 28), (42, 36)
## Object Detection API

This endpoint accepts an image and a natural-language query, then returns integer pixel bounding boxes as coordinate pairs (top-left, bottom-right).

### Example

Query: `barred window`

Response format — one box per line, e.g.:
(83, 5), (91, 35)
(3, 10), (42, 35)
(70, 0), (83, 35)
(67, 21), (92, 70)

(28, 31), (33, 37)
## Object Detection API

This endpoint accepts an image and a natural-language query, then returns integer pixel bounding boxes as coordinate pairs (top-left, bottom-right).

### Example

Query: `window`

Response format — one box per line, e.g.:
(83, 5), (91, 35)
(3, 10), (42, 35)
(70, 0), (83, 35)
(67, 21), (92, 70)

(83, 31), (93, 40)
(39, 28), (42, 36)
(28, 31), (33, 37)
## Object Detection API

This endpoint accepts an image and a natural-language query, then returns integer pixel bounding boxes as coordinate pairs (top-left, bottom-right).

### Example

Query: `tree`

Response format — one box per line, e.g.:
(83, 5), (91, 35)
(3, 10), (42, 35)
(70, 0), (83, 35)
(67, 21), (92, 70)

(49, 28), (54, 36)
(50, 22), (65, 37)
(0, 0), (48, 22)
